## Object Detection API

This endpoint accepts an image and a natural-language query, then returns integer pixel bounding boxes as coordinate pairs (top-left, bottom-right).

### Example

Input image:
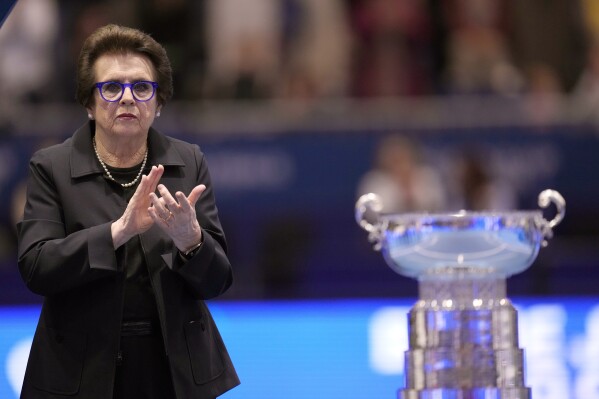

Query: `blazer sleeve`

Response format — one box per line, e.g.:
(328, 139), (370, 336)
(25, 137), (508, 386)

(17, 150), (119, 296)
(169, 147), (233, 300)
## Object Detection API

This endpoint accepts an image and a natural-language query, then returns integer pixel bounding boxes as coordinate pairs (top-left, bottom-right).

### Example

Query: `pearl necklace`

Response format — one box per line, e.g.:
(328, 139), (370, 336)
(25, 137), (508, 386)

(93, 137), (148, 188)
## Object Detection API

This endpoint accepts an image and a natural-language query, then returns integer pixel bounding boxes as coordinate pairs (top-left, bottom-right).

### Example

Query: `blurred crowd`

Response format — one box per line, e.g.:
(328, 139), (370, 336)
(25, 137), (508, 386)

(356, 134), (519, 215)
(1, 0), (598, 301)
(2, 0), (599, 106)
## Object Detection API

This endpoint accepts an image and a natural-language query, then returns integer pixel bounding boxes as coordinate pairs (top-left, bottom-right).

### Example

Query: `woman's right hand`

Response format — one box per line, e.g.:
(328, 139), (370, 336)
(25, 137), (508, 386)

(111, 165), (164, 248)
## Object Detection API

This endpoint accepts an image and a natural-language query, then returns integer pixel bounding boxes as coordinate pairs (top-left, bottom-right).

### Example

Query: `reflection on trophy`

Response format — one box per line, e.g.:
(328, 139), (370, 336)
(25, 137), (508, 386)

(356, 190), (565, 399)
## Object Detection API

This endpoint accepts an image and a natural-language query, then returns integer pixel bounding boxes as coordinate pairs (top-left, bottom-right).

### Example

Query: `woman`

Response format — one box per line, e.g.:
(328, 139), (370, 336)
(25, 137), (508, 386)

(17, 24), (239, 398)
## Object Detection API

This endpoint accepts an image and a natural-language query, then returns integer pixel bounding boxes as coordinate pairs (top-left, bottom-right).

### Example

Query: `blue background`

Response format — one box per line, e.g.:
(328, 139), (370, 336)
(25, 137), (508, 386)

(2, 298), (598, 399)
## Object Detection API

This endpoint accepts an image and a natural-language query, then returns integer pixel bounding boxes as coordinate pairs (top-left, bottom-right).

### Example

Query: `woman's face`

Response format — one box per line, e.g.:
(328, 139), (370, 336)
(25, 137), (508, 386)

(87, 52), (161, 141)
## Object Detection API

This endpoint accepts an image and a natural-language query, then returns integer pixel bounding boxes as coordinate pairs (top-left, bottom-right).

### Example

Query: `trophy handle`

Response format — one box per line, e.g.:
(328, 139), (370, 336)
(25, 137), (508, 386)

(355, 193), (384, 250)
(537, 189), (566, 244)
(538, 189), (566, 229)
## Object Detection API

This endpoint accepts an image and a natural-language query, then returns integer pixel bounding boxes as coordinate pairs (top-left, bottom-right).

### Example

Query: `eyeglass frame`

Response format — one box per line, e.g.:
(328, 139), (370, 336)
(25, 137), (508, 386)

(94, 81), (159, 103)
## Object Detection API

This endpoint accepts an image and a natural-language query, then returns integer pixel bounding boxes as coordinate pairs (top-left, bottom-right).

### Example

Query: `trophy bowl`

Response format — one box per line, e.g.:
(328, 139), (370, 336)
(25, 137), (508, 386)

(356, 189), (565, 279)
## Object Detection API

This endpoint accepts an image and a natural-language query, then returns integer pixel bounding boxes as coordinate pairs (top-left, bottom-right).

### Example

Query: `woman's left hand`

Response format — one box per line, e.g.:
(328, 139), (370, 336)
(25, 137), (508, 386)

(148, 183), (206, 253)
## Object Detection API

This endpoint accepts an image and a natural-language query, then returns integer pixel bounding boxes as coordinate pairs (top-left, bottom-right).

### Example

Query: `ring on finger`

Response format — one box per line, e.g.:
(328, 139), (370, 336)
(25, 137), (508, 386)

(165, 211), (174, 222)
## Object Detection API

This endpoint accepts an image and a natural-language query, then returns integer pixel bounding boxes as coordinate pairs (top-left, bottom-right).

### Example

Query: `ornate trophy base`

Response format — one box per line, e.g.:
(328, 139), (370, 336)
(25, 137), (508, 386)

(399, 271), (530, 399)
(400, 388), (530, 399)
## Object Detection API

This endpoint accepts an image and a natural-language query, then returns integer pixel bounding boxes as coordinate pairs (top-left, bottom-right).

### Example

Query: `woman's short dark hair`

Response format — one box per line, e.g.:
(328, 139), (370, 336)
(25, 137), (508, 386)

(76, 24), (173, 107)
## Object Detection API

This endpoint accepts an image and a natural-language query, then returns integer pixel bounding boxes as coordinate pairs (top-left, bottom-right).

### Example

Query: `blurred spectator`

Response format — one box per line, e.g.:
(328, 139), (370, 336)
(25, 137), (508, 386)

(349, 0), (434, 97)
(134, 0), (205, 100)
(278, 0), (352, 100)
(0, 0), (59, 109)
(54, 1), (132, 102)
(204, 0), (281, 100)
(451, 148), (517, 211)
(523, 62), (564, 128)
(356, 134), (446, 213)
(572, 37), (599, 126)
(580, 0), (599, 44)
(426, 0), (450, 92)
(441, 0), (524, 95)
(506, 0), (587, 93)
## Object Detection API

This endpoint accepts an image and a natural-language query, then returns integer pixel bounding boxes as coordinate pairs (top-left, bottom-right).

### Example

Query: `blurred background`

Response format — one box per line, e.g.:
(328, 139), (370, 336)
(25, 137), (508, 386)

(1, 0), (599, 398)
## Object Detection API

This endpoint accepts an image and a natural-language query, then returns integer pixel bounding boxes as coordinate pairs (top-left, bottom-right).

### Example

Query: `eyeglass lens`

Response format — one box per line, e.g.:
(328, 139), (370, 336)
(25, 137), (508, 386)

(101, 82), (155, 101)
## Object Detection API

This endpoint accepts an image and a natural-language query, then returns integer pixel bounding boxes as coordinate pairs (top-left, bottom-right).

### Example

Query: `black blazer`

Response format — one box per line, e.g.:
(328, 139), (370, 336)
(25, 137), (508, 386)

(17, 122), (240, 398)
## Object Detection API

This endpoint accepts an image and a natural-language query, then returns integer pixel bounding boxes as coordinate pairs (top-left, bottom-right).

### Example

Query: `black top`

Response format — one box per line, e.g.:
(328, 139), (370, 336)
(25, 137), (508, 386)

(106, 164), (159, 324)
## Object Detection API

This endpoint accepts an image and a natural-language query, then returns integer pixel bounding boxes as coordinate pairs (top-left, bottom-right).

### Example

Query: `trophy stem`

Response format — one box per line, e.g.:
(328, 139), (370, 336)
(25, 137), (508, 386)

(399, 270), (531, 399)
(418, 268), (506, 309)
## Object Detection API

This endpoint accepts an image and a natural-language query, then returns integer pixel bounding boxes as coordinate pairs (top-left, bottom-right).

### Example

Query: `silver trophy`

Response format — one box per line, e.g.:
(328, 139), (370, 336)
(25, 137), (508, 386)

(355, 189), (565, 399)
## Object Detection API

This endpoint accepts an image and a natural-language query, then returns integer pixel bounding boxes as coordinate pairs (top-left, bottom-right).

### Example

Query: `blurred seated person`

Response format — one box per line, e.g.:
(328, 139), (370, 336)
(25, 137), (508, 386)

(523, 62), (563, 128)
(572, 37), (599, 126)
(357, 135), (446, 213)
(452, 149), (517, 211)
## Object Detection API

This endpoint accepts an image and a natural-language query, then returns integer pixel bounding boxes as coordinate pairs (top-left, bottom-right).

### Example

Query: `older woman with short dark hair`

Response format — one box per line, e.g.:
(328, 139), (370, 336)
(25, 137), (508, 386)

(17, 24), (239, 399)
